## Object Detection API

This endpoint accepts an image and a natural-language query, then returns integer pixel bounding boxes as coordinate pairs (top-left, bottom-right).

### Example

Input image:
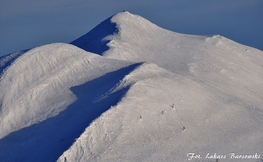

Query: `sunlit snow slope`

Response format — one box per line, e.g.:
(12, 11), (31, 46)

(1, 11), (263, 162)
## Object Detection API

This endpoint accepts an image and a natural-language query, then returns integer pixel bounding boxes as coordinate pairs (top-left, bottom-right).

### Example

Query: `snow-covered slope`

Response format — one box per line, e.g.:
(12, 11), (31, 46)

(1, 11), (263, 162)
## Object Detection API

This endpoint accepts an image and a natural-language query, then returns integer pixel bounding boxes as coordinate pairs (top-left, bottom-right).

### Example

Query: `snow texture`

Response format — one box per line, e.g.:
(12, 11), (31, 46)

(1, 11), (263, 162)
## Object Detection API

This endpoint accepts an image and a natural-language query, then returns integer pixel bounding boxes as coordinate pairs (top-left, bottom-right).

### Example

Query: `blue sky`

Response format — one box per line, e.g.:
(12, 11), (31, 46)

(0, 0), (262, 56)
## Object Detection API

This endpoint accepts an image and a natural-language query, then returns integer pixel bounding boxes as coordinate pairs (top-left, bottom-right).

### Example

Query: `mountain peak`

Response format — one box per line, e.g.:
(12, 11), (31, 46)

(1, 11), (263, 162)
(70, 11), (159, 55)
(111, 11), (159, 31)
(70, 14), (117, 55)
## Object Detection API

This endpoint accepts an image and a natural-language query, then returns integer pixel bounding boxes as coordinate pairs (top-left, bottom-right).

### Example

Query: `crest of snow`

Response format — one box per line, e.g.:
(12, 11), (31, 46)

(0, 11), (263, 162)
(0, 43), (135, 139)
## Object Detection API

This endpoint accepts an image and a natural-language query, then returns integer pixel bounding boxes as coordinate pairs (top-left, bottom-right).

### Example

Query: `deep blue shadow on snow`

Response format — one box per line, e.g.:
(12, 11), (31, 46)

(70, 15), (118, 55)
(0, 62), (142, 162)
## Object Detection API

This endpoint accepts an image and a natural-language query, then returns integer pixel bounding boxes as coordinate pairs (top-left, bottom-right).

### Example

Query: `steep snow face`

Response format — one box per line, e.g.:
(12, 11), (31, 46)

(72, 11), (263, 119)
(63, 11), (263, 161)
(58, 62), (263, 162)
(72, 12), (263, 81)
(73, 11), (263, 111)
(70, 15), (118, 55)
(0, 43), (134, 139)
(72, 11), (203, 75)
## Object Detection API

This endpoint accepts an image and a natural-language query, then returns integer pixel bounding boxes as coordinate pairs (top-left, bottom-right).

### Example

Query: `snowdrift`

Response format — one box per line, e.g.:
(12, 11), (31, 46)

(1, 11), (263, 162)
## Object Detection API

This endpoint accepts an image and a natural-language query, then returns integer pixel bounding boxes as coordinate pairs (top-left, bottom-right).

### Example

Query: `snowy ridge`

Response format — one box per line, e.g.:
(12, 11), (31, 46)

(0, 43), (136, 138)
(0, 49), (29, 77)
(0, 42), (144, 161)
(1, 11), (263, 162)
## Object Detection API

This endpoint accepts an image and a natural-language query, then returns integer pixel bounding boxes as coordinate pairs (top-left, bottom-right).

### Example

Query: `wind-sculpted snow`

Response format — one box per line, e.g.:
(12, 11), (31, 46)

(70, 15), (119, 55)
(0, 49), (30, 76)
(0, 55), (142, 161)
(57, 63), (263, 162)
(1, 11), (263, 162)
(0, 43), (136, 139)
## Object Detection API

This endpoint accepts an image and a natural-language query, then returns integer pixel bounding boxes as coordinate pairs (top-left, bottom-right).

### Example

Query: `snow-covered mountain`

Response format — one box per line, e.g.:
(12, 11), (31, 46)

(0, 11), (263, 162)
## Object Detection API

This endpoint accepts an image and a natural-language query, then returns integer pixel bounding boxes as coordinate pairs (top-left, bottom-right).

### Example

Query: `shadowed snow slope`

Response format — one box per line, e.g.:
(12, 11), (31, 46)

(1, 11), (263, 162)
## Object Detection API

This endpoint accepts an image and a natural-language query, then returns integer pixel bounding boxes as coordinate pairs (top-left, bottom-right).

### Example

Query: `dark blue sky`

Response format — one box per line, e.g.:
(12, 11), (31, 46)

(0, 0), (262, 56)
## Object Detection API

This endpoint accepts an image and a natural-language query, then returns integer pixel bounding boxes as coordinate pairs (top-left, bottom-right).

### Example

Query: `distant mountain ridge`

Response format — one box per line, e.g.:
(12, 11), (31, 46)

(0, 11), (263, 162)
